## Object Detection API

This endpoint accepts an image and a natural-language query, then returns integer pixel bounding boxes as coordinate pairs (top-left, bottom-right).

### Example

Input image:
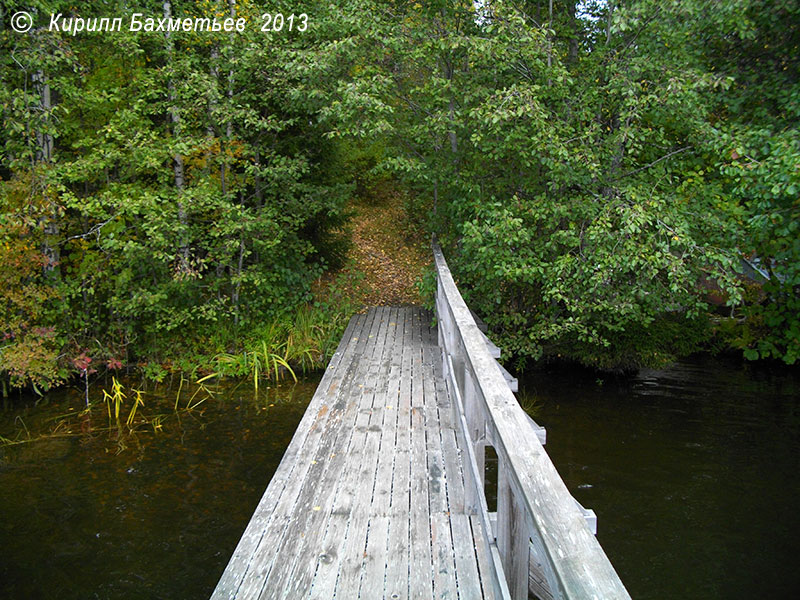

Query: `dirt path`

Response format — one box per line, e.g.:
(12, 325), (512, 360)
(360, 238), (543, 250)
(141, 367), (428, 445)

(345, 189), (429, 307)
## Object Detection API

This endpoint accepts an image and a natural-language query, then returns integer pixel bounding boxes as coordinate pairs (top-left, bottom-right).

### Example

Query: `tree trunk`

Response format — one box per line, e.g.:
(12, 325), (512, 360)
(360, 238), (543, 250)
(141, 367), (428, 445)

(568, 2), (579, 64)
(438, 9), (459, 159)
(32, 69), (59, 273)
(221, 0), (236, 196)
(164, 0), (189, 272)
(32, 71), (53, 163)
(207, 44), (220, 177)
(547, 0), (553, 85)
(254, 148), (263, 206)
(232, 237), (244, 326)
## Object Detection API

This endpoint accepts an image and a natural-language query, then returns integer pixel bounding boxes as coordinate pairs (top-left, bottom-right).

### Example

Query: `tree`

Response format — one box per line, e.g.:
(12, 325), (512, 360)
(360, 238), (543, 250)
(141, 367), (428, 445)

(324, 0), (746, 369)
(1, 1), (352, 390)
(702, 0), (800, 364)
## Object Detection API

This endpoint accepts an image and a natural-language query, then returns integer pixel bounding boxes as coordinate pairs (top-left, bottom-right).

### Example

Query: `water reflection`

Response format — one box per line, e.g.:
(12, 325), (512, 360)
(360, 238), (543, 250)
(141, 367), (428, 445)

(2, 356), (798, 599)
(0, 375), (320, 600)
(518, 355), (800, 600)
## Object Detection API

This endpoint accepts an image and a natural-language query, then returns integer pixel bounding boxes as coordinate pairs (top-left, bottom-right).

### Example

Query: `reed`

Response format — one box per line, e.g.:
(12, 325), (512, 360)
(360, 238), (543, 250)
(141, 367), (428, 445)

(103, 377), (127, 425)
(197, 345), (297, 390)
(101, 378), (152, 430)
(174, 375), (186, 411)
(518, 392), (542, 417)
(151, 414), (165, 432)
(0, 379), (216, 451)
(126, 389), (145, 427)
(184, 382), (214, 410)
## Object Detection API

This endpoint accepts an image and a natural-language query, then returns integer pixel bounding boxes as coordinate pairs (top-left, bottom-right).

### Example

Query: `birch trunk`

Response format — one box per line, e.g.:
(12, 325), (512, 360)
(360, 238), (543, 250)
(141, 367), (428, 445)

(163, 0), (189, 272)
(221, 0), (236, 196)
(568, 2), (579, 64)
(32, 69), (59, 273)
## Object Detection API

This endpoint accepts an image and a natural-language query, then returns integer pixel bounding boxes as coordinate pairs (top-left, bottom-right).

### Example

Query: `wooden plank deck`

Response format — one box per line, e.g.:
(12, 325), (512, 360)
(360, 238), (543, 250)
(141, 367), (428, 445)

(212, 306), (498, 600)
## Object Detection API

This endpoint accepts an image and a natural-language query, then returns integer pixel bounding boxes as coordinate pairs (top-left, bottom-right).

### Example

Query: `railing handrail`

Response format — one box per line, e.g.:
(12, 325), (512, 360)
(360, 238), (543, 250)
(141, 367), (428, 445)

(432, 240), (631, 600)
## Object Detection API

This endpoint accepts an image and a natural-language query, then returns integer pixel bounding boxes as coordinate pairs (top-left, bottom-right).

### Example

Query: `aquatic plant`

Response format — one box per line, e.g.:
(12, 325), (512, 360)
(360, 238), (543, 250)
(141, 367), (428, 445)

(198, 343), (297, 391)
(517, 392), (542, 418)
(103, 377), (126, 425)
(126, 389), (145, 427)
(0, 377), (217, 452)
(102, 378), (149, 430)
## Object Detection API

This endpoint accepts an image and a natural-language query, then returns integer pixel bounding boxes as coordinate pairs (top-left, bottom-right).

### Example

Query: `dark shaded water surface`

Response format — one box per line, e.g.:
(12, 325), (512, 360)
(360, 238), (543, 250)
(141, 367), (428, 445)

(518, 354), (800, 600)
(0, 376), (320, 600)
(1, 355), (798, 599)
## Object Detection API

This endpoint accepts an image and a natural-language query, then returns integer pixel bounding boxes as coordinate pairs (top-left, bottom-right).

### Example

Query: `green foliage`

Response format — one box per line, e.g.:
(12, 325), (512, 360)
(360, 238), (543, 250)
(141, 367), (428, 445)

(715, 126), (800, 364)
(704, 0), (800, 363)
(197, 300), (354, 386)
(2, 0), (797, 381)
(313, 0), (799, 370)
(0, 0), (355, 390)
(317, 0), (746, 368)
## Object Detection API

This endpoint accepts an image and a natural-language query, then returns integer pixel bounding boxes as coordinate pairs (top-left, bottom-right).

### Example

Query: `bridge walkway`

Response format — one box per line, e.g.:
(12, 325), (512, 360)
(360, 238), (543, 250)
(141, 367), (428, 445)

(212, 306), (497, 600)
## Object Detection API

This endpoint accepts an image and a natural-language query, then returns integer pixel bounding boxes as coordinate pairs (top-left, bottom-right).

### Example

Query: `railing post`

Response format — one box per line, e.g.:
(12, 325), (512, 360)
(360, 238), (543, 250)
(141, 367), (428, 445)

(460, 371), (483, 515)
(436, 279), (445, 349)
(497, 461), (531, 600)
(462, 372), (480, 442)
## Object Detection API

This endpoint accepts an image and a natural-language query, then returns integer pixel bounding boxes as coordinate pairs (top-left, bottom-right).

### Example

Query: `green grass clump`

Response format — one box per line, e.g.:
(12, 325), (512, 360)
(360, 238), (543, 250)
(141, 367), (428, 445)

(197, 300), (356, 388)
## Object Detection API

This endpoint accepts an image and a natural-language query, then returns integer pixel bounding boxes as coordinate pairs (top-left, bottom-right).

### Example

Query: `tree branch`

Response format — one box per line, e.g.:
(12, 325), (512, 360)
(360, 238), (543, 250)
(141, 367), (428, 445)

(614, 146), (691, 180)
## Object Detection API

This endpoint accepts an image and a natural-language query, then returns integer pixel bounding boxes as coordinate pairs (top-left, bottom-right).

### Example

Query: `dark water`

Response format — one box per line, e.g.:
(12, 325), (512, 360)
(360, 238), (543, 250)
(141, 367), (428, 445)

(0, 375), (320, 600)
(518, 355), (800, 600)
(2, 358), (798, 600)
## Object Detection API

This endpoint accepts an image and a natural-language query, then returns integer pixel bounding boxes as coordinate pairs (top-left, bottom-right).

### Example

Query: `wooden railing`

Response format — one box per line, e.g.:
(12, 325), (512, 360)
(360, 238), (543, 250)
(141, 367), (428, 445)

(433, 241), (631, 600)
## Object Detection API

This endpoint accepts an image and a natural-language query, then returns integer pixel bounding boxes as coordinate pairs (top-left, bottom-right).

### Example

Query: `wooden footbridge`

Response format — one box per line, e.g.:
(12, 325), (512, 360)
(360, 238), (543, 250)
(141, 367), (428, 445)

(212, 243), (630, 600)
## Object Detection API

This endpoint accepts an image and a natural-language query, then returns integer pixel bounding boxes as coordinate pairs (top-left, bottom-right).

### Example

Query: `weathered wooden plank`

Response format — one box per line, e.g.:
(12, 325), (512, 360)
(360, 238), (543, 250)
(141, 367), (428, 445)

(298, 307), (394, 599)
(211, 312), (370, 600)
(429, 513), (458, 600)
(384, 452), (411, 600)
(440, 416), (465, 515)
(361, 515), (390, 596)
(331, 309), (396, 597)
(360, 308), (402, 597)
(450, 512), (484, 600)
(470, 514), (498, 600)
(422, 349), (447, 518)
(421, 307), (437, 345)
(243, 308), (385, 599)
(384, 308), (413, 600)
(422, 350), (458, 600)
(410, 305), (419, 347)
(331, 428), (381, 596)
(409, 399), (433, 599)
(371, 306), (402, 518)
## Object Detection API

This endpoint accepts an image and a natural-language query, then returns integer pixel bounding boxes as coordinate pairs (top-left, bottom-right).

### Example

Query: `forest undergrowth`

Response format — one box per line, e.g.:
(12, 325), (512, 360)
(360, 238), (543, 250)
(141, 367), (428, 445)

(323, 183), (429, 309)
